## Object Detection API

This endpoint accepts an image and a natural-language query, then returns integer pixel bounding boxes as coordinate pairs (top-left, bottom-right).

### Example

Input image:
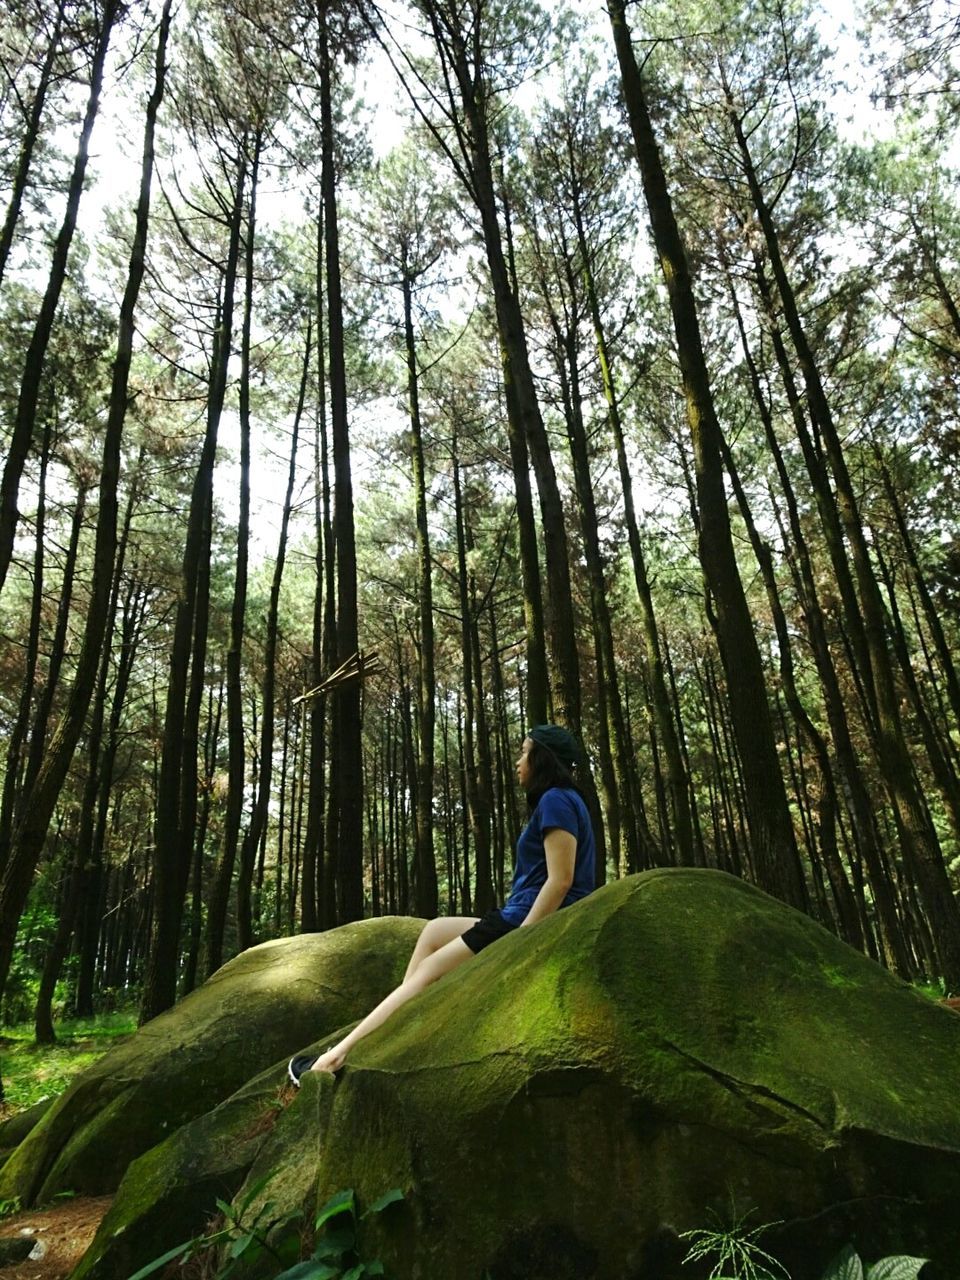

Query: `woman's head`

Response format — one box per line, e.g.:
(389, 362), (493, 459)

(515, 724), (582, 801)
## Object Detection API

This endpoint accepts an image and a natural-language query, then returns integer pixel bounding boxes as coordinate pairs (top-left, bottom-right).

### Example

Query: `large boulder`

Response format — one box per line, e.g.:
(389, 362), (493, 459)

(0, 917), (422, 1207)
(53, 869), (960, 1278)
(220, 869), (960, 1278)
(0, 1099), (53, 1166)
(68, 1048), (340, 1280)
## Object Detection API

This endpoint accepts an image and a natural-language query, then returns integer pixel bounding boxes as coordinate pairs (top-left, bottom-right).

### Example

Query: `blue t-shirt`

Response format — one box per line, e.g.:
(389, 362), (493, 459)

(500, 786), (596, 926)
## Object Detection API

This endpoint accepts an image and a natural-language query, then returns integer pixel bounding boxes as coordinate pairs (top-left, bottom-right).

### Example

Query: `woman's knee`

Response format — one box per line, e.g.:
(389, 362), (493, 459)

(417, 918), (447, 950)
(422, 937), (474, 984)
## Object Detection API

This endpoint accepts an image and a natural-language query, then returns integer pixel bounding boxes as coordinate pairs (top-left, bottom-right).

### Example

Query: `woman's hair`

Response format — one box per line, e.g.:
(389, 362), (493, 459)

(525, 738), (583, 808)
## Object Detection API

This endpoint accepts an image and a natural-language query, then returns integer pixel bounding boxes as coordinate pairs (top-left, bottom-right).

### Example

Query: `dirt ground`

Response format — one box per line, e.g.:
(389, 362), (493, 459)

(0, 1196), (112, 1279)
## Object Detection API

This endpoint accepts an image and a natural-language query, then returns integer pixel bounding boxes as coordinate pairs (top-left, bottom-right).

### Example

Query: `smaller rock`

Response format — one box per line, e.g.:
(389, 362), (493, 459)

(0, 1234), (35, 1265)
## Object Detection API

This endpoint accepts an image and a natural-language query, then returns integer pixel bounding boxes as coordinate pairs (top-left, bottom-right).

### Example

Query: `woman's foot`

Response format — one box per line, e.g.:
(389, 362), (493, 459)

(287, 1053), (319, 1086)
(309, 1043), (348, 1076)
(285, 1044), (350, 1087)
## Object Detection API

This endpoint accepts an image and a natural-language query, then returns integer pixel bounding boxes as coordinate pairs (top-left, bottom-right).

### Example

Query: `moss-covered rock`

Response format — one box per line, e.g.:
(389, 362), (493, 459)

(64, 872), (960, 1279)
(241, 870), (960, 1279)
(0, 1098), (53, 1166)
(68, 1042), (343, 1280)
(0, 917), (422, 1208)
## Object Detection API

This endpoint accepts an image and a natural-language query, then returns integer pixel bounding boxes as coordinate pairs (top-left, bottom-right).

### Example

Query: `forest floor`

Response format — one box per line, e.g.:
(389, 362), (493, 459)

(0, 1011), (136, 1113)
(0, 1014), (132, 1276)
(0, 1196), (112, 1278)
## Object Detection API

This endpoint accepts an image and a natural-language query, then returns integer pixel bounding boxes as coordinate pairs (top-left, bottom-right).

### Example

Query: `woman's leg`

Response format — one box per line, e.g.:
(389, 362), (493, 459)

(309, 934), (476, 1075)
(403, 916), (480, 981)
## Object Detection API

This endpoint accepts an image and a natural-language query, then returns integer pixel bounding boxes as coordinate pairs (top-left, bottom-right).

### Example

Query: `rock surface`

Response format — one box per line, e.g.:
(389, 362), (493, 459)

(0, 1100), (53, 1166)
(0, 917), (422, 1208)
(232, 870), (960, 1279)
(15, 870), (960, 1280)
(68, 1046), (346, 1280)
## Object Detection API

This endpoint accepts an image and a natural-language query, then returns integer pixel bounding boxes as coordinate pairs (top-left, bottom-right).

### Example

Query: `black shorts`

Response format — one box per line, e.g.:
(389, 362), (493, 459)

(460, 909), (518, 954)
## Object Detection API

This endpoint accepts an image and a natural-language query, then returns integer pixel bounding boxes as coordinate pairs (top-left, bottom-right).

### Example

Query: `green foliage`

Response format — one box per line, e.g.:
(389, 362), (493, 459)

(820, 1244), (928, 1280)
(275, 1186), (404, 1280)
(680, 1208), (789, 1280)
(126, 1170), (301, 1280)
(911, 978), (947, 1002)
(0, 1011), (136, 1110)
(127, 1177), (403, 1280)
(681, 1215), (930, 1280)
(0, 1196), (22, 1219)
(2, 900), (58, 1025)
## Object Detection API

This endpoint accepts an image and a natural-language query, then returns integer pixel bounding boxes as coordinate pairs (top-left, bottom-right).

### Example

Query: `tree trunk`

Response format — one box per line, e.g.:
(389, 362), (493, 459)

(207, 128), (263, 974)
(19, 483), (89, 809)
(402, 266), (438, 917)
(141, 136), (246, 1023)
(239, 322), (311, 947)
(608, 0), (807, 909)
(183, 676), (222, 994)
(0, 0), (67, 286)
(0, 0), (119, 593)
(74, 486), (144, 1016)
(0, 419), (52, 879)
(875, 448), (960, 738)
(319, 7), (363, 924)
(34, 857), (81, 1045)
(0, 0), (170, 1011)
(721, 434), (863, 948)
(0, 480), (87, 1001)
(452, 437), (494, 912)
(303, 214), (329, 932)
(568, 156), (695, 867)
(728, 99), (960, 985)
(726, 258), (911, 972)
(419, 2), (578, 727)
(553, 320), (643, 870)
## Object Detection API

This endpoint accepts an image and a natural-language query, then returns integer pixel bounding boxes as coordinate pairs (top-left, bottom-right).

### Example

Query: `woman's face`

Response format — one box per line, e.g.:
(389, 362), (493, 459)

(515, 737), (535, 789)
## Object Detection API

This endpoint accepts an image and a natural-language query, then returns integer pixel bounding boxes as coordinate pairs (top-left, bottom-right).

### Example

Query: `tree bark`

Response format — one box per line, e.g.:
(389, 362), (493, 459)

(452, 435), (494, 912)
(726, 260), (911, 971)
(206, 128), (263, 974)
(141, 133), (246, 1023)
(417, 1), (579, 728)
(319, 5), (363, 924)
(728, 95), (960, 984)
(608, 0), (807, 909)
(0, 417), (52, 879)
(74, 483), (144, 1016)
(239, 323), (311, 947)
(0, 0), (67, 286)
(402, 265), (438, 917)
(0, 0), (120, 593)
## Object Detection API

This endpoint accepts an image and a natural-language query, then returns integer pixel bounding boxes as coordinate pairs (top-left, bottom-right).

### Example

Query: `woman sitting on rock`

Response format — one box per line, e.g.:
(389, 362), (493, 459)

(288, 723), (597, 1084)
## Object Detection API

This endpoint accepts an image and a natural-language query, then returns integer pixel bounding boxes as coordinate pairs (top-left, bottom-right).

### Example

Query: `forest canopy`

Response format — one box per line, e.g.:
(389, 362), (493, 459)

(1, 0), (959, 1072)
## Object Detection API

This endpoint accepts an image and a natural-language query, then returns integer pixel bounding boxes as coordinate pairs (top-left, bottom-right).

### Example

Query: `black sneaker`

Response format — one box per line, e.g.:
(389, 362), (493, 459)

(287, 1054), (319, 1087)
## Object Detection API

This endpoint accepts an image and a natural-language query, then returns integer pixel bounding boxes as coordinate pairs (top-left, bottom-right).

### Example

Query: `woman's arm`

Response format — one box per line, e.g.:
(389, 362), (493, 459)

(519, 828), (576, 927)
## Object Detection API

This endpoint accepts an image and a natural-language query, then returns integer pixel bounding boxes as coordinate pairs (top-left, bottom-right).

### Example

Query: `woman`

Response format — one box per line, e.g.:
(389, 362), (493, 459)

(287, 723), (596, 1084)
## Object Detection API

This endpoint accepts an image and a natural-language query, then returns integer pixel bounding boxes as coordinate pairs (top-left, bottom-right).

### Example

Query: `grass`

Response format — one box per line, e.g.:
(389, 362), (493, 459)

(912, 978), (948, 1002)
(0, 1010), (137, 1114)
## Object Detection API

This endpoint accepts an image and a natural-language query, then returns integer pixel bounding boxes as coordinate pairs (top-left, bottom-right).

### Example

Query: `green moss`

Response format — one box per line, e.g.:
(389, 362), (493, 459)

(295, 871), (960, 1278)
(819, 964), (860, 989)
(62, 873), (960, 1280)
(70, 1072), (281, 1280)
(0, 917), (423, 1208)
(0, 1099), (53, 1164)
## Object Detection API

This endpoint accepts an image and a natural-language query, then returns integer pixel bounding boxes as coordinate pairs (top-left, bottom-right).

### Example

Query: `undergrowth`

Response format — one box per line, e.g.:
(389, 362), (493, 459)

(0, 1010), (137, 1113)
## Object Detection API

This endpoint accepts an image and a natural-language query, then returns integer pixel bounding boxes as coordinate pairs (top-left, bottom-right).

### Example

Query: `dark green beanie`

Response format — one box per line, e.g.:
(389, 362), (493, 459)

(528, 724), (581, 770)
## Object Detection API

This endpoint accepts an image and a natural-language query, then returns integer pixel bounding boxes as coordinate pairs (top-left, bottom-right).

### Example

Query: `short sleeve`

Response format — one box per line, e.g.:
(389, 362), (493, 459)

(537, 788), (580, 838)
